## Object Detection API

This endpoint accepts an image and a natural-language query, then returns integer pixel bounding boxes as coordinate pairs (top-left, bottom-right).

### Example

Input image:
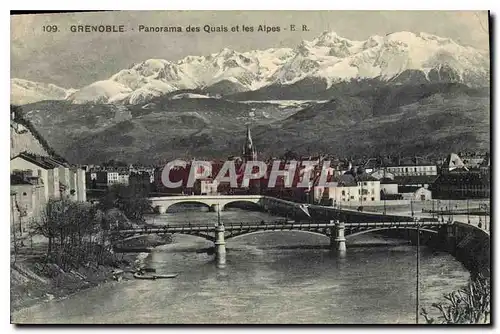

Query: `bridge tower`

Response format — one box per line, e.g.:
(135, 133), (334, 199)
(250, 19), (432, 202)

(330, 220), (347, 258)
(215, 222), (227, 268)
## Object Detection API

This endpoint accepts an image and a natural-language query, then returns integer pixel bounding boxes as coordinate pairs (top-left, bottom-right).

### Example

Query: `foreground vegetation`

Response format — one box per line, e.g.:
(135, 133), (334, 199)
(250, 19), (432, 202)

(421, 274), (490, 324)
(27, 184), (152, 270)
(11, 190), (156, 312)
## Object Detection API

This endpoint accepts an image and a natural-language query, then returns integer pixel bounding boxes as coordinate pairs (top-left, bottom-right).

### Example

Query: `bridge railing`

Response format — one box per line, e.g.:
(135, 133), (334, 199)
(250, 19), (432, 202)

(112, 219), (450, 236)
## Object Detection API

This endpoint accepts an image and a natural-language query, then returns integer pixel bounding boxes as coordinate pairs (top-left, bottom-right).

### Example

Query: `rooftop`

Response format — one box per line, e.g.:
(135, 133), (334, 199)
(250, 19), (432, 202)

(12, 152), (68, 169)
(393, 175), (438, 185)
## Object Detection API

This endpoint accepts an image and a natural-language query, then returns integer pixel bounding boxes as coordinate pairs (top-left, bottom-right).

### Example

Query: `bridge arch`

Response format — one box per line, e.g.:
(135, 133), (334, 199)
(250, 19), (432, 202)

(222, 200), (262, 211)
(226, 229), (330, 241)
(169, 232), (216, 243)
(113, 231), (216, 245)
(346, 227), (438, 239)
(163, 201), (212, 213)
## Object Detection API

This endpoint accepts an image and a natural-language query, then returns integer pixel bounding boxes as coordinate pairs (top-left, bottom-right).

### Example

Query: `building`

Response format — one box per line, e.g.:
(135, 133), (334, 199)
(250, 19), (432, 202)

(10, 107), (87, 236)
(129, 172), (152, 195)
(380, 180), (399, 195)
(324, 173), (381, 206)
(10, 152), (86, 202)
(401, 187), (432, 201)
(107, 171), (119, 185)
(370, 169), (395, 180)
(432, 169), (490, 199)
(117, 172), (130, 185)
(383, 164), (437, 177)
(194, 178), (219, 195)
(441, 153), (468, 173)
(393, 175), (437, 190)
(11, 173), (46, 233)
(89, 169), (131, 187)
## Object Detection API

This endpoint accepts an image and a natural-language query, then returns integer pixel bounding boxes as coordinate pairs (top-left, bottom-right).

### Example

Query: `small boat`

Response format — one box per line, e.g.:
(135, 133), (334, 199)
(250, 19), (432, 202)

(133, 272), (178, 280)
(134, 272), (156, 280)
(154, 274), (179, 279)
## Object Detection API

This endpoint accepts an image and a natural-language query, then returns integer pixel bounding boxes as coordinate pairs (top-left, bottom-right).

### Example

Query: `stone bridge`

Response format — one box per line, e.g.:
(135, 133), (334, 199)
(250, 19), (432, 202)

(150, 195), (264, 213)
(148, 195), (416, 223)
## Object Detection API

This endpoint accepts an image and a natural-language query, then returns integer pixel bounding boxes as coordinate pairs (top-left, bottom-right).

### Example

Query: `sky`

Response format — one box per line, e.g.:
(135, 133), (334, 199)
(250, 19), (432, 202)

(11, 10), (490, 89)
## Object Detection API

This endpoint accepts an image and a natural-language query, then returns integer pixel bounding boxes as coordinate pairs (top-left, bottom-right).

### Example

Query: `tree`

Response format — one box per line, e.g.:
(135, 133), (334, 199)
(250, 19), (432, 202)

(282, 149), (299, 161)
(33, 199), (110, 269)
(98, 184), (152, 223)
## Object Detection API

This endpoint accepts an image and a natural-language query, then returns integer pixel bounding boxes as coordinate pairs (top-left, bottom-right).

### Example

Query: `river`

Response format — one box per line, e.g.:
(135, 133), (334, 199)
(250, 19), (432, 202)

(12, 206), (470, 324)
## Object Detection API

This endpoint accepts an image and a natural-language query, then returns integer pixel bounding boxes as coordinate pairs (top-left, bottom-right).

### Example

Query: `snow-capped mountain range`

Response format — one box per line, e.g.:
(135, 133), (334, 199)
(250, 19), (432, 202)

(11, 31), (489, 105)
(11, 78), (77, 105)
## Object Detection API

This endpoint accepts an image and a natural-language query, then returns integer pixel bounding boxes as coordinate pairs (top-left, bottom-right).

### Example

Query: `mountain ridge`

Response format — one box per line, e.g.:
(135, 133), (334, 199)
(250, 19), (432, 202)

(11, 30), (489, 105)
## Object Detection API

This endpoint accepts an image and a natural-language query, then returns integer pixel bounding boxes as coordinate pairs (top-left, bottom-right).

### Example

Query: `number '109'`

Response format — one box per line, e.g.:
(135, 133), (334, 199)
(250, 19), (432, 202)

(42, 25), (58, 32)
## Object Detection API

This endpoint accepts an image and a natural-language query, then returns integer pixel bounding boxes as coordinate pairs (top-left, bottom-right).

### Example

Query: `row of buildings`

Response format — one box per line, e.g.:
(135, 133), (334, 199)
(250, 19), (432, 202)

(83, 127), (490, 205)
(10, 109), (87, 234)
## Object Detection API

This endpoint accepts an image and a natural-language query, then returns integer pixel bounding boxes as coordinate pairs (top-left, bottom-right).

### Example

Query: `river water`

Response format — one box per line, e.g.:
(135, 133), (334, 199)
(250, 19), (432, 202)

(12, 207), (470, 324)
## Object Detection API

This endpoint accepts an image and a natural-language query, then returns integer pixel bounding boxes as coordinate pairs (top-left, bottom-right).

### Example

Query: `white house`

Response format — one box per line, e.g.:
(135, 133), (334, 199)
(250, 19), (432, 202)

(401, 187), (432, 201)
(195, 178), (219, 195)
(118, 173), (130, 185)
(323, 173), (381, 205)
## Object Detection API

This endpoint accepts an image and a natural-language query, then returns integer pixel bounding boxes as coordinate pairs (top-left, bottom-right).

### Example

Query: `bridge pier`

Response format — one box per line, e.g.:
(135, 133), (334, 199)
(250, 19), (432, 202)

(155, 205), (167, 214)
(215, 223), (226, 268)
(331, 220), (346, 258)
(209, 204), (222, 213)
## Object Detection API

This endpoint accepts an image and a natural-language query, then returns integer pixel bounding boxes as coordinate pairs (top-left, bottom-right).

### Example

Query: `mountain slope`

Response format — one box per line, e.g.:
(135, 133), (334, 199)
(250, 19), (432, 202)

(253, 82), (490, 157)
(11, 79), (74, 105)
(17, 96), (302, 164)
(17, 82), (489, 164)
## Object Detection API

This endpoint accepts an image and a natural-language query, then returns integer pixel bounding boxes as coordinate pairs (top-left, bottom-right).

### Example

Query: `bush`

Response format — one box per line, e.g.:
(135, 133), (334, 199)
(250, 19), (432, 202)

(421, 274), (490, 324)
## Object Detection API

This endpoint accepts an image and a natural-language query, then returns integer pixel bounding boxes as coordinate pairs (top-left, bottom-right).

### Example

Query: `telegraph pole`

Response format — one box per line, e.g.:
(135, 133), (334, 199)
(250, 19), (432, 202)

(383, 167), (387, 215)
(11, 193), (17, 264)
(432, 199), (435, 219)
(484, 204), (488, 230)
(416, 221), (420, 324)
(383, 195), (387, 215)
(467, 198), (470, 224)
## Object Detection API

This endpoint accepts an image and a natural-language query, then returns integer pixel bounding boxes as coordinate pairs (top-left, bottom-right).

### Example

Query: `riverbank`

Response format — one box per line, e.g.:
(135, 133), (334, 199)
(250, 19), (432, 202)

(10, 234), (172, 314)
(11, 254), (133, 313)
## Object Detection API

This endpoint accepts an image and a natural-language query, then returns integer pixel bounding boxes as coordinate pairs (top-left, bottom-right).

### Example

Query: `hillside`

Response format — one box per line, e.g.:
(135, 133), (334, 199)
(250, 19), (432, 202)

(18, 82), (490, 164)
(252, 83), (490, 157)
(19, 97), (305, 164)
(10, 105), (67, 162)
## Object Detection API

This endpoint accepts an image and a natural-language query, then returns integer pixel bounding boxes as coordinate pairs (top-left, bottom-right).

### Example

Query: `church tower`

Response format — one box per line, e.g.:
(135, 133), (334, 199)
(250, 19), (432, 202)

(242, 125), (257, 162)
